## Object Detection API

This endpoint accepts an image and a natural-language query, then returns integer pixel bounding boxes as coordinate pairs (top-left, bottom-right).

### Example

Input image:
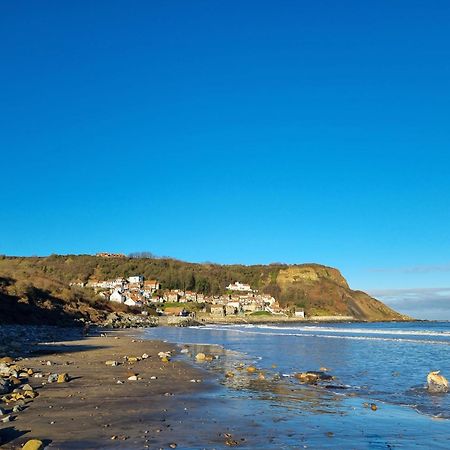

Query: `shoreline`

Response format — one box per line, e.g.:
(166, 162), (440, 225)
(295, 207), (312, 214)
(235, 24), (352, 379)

(0, 328), (231, 449)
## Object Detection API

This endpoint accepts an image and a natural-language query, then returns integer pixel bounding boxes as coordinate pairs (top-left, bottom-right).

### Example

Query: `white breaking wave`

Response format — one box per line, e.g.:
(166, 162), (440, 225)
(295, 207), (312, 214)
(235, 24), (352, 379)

(201, 323), (450, 338)
(196, 326), (450, 345)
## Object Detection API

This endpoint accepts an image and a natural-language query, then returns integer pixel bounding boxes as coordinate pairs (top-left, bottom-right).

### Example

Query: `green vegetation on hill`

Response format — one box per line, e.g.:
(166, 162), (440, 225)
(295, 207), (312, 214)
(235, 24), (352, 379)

(0, 254), (407, 323)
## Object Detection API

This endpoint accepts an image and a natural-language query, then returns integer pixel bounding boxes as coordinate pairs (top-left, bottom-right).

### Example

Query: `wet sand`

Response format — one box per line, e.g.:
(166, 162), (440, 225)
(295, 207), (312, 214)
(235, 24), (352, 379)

(0, 330), (235, 449)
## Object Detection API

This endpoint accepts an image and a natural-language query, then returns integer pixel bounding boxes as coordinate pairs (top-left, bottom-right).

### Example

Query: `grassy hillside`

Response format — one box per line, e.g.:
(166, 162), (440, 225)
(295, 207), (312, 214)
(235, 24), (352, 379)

(0, 255), (407, 323)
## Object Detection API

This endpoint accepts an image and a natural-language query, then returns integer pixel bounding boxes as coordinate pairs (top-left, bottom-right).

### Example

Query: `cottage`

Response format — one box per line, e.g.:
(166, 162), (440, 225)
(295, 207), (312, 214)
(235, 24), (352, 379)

(226, 281), (253, 292)
(110, 289), (125, 304)
(211, 305), (226, 317)
(143, 280), (161, 292)
(167, 292), (180, 302)
(128, 275), (144, 284)
(225, 304), (239, 315)
(124, 298), (142, 307)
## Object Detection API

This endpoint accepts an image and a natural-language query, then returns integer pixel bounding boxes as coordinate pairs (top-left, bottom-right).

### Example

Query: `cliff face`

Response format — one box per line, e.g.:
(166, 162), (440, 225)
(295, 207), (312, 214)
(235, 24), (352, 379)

(0, 256), (407, 323)
(273, 265), (405, 321)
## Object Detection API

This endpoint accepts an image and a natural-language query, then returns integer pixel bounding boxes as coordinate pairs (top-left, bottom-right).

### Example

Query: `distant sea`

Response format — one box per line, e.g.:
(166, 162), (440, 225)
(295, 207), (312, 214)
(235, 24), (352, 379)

(145, 322), (450, 448)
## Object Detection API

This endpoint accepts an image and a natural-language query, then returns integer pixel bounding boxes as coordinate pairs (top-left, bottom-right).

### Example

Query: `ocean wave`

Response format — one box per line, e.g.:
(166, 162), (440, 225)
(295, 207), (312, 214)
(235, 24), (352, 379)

(196, 326), (450, 345)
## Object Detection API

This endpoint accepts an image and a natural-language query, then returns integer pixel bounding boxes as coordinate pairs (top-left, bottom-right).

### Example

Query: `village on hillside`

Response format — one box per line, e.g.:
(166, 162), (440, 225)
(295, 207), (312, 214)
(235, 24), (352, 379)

(71, 275), (305, 318)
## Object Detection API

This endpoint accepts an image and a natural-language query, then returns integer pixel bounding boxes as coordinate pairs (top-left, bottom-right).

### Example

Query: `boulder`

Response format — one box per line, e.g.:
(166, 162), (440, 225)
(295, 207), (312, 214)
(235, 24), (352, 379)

(105, 360), (119, 366)
(22, 439), (44, 450)
(47, 374), (58, 383)
(0, 357), (14, 364)
(195, 353), (206, 361)
(295, 371), (333, 384)
(427, 371), (449, 393)
(0, 378), (12, 395)
(57, 373), (69, 383)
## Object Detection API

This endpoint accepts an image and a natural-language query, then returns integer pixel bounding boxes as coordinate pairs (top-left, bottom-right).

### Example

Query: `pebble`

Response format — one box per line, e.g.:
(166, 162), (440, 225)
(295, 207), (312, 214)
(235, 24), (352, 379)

(128, 375), (138, 381)
(142, 353), (149, 359)
(150, 376), (158, 380)
(22, 439), (44, 450)
(57, 373), (69, 383)
(195, 352), (206, 361)
(105, 360), (119, 366)
(48, 374), (58, 383)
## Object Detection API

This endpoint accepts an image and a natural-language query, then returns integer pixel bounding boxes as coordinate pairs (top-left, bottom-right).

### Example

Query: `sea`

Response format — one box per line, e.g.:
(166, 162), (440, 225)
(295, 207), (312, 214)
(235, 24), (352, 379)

(144, 322), (450, 449)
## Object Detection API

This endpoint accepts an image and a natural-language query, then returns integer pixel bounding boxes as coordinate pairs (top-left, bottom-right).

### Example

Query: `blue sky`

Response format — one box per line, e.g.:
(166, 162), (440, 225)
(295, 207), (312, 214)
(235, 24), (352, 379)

(1, 1), (449, 318)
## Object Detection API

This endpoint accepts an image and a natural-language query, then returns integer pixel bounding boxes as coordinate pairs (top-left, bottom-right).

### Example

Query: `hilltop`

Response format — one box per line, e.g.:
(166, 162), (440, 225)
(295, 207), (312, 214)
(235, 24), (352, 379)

(0, 254), (408, 324)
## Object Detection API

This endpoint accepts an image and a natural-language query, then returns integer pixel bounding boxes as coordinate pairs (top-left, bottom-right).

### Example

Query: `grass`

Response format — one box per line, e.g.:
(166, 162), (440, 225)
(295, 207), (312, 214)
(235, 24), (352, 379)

(250, 310), (272, 316)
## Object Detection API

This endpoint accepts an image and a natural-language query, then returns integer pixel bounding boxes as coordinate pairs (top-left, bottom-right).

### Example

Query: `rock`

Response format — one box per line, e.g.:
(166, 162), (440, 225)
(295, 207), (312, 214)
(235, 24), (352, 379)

(127, 375), (138, 381)
(57, 373), (69, 383)
(24, 390), (38, 399)
(150, 376), (158, 380)
(141, 353), (149, 359)
(126, 357), (139, 363)
(13, 404), (23, 413)
(0, 357), (14, 364)
(47, 374), (58, 383)
(370, 403), (378, 411)
(169, 444), (177, 448)
(10, 376), (21, 386)
(105, 360), (119, 366)
(0, 407), (4, 415)
(427, 371), (449, 393)
(195, 353), (206, 361)
(225, 371), (235, 378)
(1, 415), (12, 423)
(180, 348), (189, 354)
(160, 357), (170, 363)
(246, 366), (257, 374)
(22, 440), (44, 450)
(0, 378), (12, 395)
(295, 371), (333, 384)
(46, 361), (52, 366)
(22, 383), (34, 391)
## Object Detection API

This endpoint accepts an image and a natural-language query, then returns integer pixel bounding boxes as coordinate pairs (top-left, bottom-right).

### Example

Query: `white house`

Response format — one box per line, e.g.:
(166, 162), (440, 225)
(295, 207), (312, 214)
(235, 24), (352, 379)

(128, 275), (144, 284)
(124, 298), (142, 307)
(226, 282), (253, 292)
(110, 289), (125, 304)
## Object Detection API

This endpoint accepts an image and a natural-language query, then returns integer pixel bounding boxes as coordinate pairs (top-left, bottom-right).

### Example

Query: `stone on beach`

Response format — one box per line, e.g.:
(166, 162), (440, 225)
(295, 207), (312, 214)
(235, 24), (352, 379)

(0, 378), (12, 395)
(57, 373), (69, 383)
(47, 374), (58, 383)
(295, 371), (333, 384)
(195, 352), (206, 361)
(0, 357), (14, 364)
(22, 439), (44, 450)
(105, 360), (119, 366)
(246, 366), (257, 374)
(427, 371), (449, 393)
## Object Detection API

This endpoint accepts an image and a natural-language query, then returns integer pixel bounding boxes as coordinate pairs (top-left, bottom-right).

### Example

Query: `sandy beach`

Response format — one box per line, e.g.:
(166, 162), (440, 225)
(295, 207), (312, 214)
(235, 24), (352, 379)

(0, 329), (239, 449)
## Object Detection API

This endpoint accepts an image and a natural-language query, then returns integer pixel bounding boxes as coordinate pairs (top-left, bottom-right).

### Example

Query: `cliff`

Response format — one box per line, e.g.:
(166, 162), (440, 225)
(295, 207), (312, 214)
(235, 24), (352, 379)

(0, 255), (407, 323)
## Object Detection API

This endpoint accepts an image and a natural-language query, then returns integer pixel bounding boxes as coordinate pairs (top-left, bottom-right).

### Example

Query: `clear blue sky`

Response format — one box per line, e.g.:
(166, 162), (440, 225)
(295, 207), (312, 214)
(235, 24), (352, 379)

(1, 1), (449, 317)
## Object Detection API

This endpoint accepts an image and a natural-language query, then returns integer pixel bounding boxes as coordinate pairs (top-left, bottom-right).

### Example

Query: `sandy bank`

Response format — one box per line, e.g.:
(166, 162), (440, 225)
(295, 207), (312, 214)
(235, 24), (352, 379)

(0, 329), (233, 449)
